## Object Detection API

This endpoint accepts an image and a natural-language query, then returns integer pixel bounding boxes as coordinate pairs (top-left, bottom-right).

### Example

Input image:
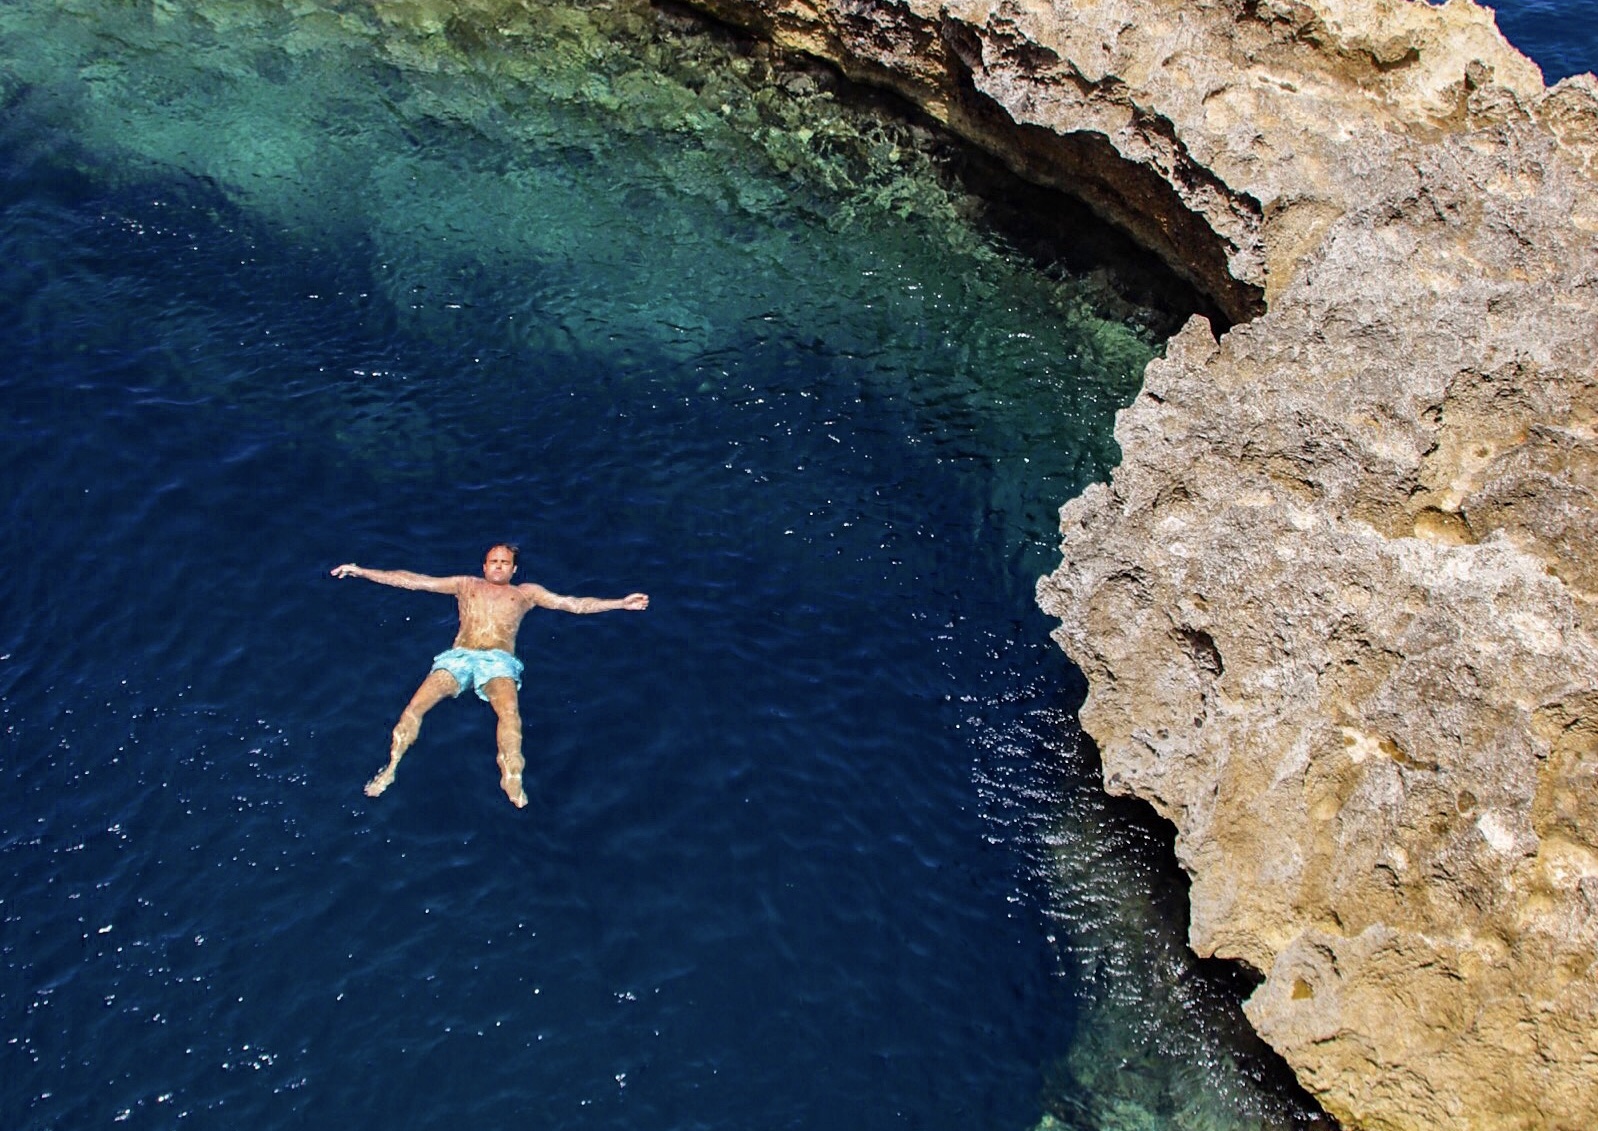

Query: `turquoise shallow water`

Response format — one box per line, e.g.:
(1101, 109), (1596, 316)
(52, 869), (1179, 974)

(2, 1), (1586, 1130)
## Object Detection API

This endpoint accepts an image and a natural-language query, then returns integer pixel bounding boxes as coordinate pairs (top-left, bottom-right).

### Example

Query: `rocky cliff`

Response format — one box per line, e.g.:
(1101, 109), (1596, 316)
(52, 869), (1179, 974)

(680, 0), (1598, 1127)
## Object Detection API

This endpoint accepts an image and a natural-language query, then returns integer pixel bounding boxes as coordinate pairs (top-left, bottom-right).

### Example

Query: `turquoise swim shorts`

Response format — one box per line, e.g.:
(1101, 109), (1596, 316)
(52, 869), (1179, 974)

(431, 647), (524, 701)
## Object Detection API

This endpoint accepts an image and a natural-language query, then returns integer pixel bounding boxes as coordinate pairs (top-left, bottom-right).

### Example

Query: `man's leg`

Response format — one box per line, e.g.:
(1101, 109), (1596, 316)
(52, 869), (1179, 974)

(483, 677), (527, 808)
(366, 668), (460, 797)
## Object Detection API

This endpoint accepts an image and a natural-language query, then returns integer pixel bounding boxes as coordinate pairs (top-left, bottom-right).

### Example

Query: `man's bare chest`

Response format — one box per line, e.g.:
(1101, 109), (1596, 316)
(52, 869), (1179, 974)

(459, 583), (531, 621)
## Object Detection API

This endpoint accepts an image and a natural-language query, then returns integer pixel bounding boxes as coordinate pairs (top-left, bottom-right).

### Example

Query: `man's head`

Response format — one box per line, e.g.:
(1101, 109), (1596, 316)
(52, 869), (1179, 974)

(483, 543), (519, 584)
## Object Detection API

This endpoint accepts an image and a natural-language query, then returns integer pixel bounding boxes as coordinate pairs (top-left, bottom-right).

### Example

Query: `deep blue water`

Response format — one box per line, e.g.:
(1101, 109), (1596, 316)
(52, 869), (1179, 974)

(3, 162), (1052, 1128)
(1, 2), (1588, 1131)
(0, 167), (1069, 1130)
(1491, 0), (1598, 82)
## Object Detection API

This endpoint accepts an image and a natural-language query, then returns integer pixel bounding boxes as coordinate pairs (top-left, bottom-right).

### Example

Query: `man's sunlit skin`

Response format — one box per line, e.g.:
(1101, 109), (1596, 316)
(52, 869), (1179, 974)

(332, 544), (648, 807)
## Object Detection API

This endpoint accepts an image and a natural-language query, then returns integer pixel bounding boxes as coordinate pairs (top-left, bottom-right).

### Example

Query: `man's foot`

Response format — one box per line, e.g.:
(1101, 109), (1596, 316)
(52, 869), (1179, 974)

(497, 759), (528, 808)
(366, 765), (397, 797)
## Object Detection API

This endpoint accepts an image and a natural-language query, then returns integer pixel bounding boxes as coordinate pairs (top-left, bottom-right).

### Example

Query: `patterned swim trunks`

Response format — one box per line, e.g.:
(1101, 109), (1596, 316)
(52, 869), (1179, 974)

(430, 647), (524, 701)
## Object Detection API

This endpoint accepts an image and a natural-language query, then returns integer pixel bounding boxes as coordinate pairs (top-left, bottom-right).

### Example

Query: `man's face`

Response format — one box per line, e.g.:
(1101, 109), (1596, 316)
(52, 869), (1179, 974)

(483, 547), (517, 584)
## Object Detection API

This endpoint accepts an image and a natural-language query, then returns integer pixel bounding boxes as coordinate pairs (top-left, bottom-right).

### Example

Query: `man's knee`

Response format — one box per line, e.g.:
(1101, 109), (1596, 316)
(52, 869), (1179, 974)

(391, 710), (422, 752)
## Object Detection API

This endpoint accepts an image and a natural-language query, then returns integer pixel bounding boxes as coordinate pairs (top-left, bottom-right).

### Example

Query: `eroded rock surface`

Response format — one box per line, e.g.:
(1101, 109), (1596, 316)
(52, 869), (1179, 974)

(680, 0), (1598, 1127)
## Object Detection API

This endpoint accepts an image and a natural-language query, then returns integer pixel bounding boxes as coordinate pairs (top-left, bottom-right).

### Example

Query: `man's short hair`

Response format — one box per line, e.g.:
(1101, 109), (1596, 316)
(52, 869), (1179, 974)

(487, 542), (520, 566)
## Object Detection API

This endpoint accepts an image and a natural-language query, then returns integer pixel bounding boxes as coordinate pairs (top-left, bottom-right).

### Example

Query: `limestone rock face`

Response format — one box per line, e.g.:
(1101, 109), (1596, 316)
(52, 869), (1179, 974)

(680, 0), (1598, 1127)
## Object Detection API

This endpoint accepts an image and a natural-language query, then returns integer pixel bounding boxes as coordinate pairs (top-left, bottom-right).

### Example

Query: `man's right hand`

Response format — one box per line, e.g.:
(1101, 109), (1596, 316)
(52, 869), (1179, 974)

(331, 563), (363, 579)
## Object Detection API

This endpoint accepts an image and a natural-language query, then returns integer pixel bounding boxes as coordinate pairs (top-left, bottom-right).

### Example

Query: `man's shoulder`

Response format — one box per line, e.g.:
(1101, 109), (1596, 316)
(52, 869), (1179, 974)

(516, 581), (564, 607)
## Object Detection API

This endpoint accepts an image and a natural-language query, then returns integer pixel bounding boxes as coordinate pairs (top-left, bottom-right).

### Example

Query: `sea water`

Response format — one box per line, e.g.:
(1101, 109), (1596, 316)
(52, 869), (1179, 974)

(0, 2), (1587, 1130)
(1490, 0), (1598, 82)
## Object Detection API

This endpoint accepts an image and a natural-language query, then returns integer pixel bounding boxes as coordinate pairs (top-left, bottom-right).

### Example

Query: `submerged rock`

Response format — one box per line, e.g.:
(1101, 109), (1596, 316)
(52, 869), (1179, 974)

(682, 0), (1598, 1127)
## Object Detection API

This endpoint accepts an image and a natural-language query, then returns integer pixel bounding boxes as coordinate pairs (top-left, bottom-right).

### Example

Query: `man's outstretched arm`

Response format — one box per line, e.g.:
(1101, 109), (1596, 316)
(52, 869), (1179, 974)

(525, 584), (648, 613)
(331, 564), (462, 594)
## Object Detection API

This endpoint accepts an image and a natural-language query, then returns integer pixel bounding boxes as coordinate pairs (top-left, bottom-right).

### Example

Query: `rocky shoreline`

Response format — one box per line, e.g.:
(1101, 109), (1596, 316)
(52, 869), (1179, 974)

(679, 0), (1598, 1127)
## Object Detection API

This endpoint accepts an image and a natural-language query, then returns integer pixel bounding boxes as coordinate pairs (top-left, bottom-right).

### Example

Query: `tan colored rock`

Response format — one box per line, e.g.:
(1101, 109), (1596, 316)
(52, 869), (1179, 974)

(679, 0), (1598, 1127)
